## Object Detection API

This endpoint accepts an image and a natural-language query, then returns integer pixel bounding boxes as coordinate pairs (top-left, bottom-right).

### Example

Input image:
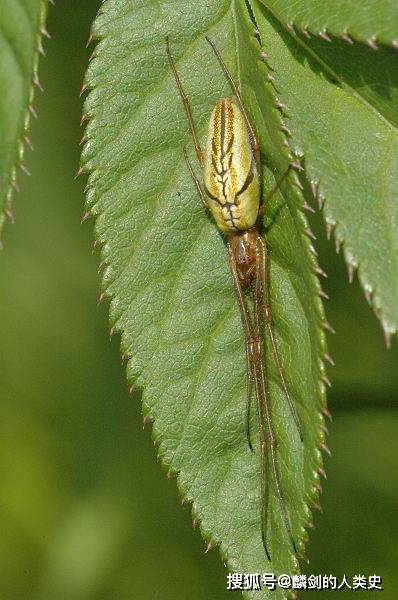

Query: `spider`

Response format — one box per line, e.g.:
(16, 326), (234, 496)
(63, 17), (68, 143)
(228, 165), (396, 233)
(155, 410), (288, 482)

(166, 35), (303, 560)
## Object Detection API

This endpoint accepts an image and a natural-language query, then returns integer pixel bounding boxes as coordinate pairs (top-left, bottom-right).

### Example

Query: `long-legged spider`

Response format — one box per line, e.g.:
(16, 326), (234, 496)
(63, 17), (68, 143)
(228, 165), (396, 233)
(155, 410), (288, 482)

(166, 35), (303, 560)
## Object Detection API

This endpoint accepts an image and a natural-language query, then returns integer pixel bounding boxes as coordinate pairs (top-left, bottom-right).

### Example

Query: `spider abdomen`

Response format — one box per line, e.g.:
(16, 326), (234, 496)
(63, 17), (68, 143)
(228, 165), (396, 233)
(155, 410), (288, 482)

(203, 98), (260, 233)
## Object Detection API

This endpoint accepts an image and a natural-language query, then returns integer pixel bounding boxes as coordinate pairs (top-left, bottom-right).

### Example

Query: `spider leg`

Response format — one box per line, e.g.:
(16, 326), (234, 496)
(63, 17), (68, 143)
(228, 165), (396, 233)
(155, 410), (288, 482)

(228, 244), (255, 452)
(205, 36), (260, 167)
(245, 341), (254, 453)
(228, 243), (271, 560)
(253, 246), (297, 555)
(258, 236), (304, 441)
(183, 147), (209, 211)
(258, 164), (294, 218)
(166, 36), (204, 167)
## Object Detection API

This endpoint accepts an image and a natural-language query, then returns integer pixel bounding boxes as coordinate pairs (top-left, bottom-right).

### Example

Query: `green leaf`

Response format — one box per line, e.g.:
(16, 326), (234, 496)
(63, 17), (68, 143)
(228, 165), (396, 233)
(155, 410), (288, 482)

(0, 0), (48, 238)
(82, 0), (326, 595)
(252, 2), (398, 342)
(260, 0), (398, 46)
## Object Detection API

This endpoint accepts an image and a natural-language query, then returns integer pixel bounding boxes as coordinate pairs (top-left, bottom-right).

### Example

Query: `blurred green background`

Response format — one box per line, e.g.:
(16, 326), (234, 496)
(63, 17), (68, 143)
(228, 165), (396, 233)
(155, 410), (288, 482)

(0, 2), (397, 599)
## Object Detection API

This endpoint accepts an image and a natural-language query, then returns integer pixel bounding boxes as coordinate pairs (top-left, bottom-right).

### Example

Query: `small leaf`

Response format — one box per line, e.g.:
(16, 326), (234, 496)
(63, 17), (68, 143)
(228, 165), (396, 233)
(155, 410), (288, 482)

(83, 0), (326, 596)
(260, 0), (398, 47)
(253, 2), (398, 340)
(0, 0), (48, 238)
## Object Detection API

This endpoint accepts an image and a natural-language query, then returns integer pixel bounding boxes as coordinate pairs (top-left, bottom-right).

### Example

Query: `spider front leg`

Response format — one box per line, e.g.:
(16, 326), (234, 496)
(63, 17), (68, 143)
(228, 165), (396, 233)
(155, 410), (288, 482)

(166, 37), (204, 167)
(183, 148), (209, 212)
(205, 36), (261, 168)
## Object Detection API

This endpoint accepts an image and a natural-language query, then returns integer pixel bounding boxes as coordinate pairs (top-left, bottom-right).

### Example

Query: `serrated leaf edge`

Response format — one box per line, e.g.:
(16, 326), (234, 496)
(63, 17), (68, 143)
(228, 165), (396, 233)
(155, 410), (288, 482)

(0, 0), (50, 244)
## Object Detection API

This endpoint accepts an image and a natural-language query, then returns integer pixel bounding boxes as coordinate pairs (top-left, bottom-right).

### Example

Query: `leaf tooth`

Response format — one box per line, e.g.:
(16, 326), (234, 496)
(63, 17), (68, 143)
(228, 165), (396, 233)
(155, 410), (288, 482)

(24, 135), (34, 150)
(318, 30), (332, 42)
(313, 501), (323, 513)
(381, 319), (395, 348)
(204, 541), (214, 554)
(292, 174), (304, 191)
(98, 259), (108, 274)
(300, 27), (311, 39)
(324, 352), (335, 366)
(304, 227), (316, 241)
(346, 262), (356, 283)
(302, 201), (315, 213)
(363, 283), (373, 304)
(6, 209), (15, 224)
(29, 104), (38, 119)
(267, 72), (275, 82)
(321, 374), (332, 388)
(80, 82), (89, 97)
(315, 266), (327, 278)
(275, 97), (287, 111)
(33, 73), (43, 91)
(291, 157), (304, 171)
(318, 466), (327, 480)
(320, 423), (329, 436)
(281, 122), (292, 136)
(37, 38), (46, 57)
(319, 288), (329, 300)
(341, 31), (354, 44)
(20, 163), (31, 176)
(314, 481), (323, 494)
(40, 26), (51, 39)
(81, 210), (91, 223)
(75, 165), (86, 179)
(11, 179), (20, 192)
(322, 320), (335, 334)
(392, 40), (398, 50)
(286, 21), (295, 33)
(366, 36), (378, 50)
(322, 406), (333, 421)
(310, 179), (318, 199)
(86, 32), (95, 48)
(320, 443), (331, 457)
(335, 235), (342, 254)
(325, 221), (334, 240)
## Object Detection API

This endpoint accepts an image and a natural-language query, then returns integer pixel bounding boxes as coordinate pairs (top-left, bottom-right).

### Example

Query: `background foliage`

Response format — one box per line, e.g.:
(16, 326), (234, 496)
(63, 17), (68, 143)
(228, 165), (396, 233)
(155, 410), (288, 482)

(0, 1), (397, 599)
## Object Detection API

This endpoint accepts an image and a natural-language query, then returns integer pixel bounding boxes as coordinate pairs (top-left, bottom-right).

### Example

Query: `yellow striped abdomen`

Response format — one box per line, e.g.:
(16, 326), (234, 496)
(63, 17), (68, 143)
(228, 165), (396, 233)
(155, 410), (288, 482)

(203, 98), (260, 233)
